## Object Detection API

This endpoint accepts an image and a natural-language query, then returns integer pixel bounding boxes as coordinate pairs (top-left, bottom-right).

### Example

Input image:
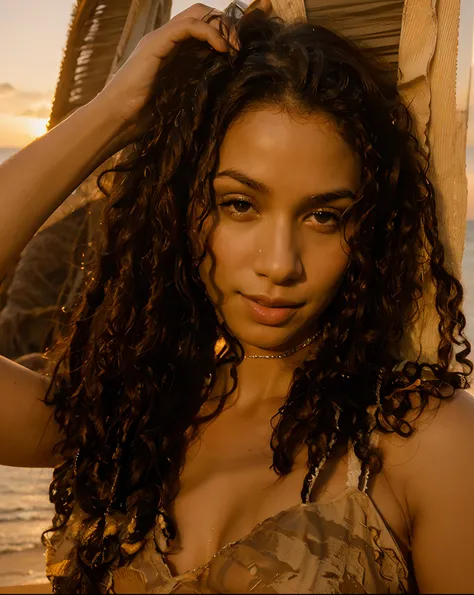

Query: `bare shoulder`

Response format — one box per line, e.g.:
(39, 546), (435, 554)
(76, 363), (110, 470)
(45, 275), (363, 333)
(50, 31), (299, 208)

(376, 386), (474, 515)
(379, 388), (474, 593)
(393, 388), (474, 491)
(403, 386), (474, 508)
(378, 387), (474, 472)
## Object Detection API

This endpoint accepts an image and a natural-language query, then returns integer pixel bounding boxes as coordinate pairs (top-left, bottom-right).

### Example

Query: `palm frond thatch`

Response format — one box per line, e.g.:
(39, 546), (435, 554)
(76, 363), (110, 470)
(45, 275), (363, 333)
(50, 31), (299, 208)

(48, 0), (172, 129)
(39, 0), (171, 234)
(49, 0), (133, 128)
(306, 0), (404, 70)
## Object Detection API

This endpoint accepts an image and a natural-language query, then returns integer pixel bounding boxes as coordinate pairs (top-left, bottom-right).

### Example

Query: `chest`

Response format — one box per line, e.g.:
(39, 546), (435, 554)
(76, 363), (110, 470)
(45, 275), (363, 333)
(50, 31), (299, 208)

(161, 410), (411, 578)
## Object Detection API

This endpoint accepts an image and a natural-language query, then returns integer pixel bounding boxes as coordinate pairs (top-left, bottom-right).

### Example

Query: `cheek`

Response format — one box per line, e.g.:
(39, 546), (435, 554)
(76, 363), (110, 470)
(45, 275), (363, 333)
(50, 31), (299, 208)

(305, 239), (351, 295)
(198, 223), (246, 299)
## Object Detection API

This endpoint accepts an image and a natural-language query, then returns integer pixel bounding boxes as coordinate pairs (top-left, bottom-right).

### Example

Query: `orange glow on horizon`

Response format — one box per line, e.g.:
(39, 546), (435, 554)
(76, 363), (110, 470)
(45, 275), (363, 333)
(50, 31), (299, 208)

(24, 116), (49, 140)
(0, 114), (49, 148)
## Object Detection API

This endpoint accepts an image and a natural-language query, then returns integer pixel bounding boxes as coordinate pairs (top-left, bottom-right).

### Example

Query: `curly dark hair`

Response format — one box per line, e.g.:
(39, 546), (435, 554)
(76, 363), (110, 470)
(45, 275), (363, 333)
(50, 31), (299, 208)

(41, 6), (472, 593)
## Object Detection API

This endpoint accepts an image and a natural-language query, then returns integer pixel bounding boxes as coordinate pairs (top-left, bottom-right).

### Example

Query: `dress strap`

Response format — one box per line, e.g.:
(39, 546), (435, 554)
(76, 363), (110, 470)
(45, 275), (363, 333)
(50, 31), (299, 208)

(346, 439), (362, 489)
(346, 430), (380, 493)
(356, 369), (383, 492)
(302, 408), (341, 504)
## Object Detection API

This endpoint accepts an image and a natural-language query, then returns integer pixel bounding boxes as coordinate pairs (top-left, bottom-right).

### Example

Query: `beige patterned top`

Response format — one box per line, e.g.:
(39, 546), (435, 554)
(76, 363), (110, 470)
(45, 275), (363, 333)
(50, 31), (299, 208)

(45, 442), (416, 594)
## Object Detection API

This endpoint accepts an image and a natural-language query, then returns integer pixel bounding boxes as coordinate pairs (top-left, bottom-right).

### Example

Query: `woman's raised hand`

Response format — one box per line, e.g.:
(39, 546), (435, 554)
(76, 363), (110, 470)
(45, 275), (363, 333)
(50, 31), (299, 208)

(95, 1), (271, 148)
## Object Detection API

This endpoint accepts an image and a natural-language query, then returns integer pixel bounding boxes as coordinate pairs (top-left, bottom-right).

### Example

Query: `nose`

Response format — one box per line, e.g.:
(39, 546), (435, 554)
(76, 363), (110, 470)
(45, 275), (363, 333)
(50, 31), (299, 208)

(253, 217), (304, 285)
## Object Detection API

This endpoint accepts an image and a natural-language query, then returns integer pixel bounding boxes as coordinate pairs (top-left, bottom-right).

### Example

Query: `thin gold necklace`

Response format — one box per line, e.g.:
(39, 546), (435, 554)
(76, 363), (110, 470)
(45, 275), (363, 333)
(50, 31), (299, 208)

(244, 331), (321, 359)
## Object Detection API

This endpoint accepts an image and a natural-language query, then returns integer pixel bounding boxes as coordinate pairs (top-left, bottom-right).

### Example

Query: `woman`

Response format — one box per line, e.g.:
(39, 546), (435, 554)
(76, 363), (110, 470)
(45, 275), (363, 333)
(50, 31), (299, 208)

(0, 2), (473, 593)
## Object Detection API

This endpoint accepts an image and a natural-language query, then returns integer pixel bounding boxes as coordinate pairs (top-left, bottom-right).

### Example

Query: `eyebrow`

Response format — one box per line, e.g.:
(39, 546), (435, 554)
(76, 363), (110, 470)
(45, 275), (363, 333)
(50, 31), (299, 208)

(215, 168), (357, 205)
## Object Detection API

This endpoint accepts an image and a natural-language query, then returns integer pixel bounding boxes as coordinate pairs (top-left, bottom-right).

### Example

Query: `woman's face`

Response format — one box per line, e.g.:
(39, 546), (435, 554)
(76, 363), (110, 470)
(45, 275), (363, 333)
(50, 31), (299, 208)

(198, 108), (359, 354)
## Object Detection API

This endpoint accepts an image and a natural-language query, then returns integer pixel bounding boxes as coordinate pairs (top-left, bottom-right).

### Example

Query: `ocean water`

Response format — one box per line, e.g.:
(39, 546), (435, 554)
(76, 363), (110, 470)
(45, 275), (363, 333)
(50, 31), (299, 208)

(0, 467), (52, 555)
(0, 148), (16, 165)
(0, 146), (473, 559)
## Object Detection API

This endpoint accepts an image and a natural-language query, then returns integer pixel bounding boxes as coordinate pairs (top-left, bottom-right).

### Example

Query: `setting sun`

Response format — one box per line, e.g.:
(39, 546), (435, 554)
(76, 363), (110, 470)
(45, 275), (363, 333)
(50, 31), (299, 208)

(24, 116), (49, 139)
(0, 114), (51, 147)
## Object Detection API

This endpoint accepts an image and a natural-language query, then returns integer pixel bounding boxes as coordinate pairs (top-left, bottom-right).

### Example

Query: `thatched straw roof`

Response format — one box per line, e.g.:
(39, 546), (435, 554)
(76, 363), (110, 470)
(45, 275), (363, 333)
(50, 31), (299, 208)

(307, 0), (404, 70)
(48, 0), (407, 130)
(50, 0), (406, 130)
(48, 0), (172, 129)
(41, 0), (172, 232)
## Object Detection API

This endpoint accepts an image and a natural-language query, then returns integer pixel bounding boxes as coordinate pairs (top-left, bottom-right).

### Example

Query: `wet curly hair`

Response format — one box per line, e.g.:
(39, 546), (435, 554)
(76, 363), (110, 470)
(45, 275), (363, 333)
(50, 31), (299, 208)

(42, 5), (472, 593)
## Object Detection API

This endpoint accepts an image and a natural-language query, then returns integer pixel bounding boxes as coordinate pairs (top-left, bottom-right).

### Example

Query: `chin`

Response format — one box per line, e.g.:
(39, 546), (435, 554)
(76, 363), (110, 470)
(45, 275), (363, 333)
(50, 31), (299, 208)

(225, 318), (304, 351)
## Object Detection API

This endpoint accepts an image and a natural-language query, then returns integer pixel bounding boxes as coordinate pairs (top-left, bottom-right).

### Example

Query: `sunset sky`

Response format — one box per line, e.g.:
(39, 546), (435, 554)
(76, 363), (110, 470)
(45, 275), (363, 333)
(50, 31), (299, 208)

(0, 0), (473, 218)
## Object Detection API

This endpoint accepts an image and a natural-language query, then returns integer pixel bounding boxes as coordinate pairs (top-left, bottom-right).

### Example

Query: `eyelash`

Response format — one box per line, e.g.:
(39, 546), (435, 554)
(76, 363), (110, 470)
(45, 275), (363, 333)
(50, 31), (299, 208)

(218, 198), (342, 227)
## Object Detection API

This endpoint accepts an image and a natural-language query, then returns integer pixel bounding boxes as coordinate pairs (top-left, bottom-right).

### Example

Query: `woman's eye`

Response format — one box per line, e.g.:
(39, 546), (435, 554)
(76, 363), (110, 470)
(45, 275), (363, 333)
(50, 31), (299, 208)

(308, 210), (341, 227)
(219, 199), (254, 215)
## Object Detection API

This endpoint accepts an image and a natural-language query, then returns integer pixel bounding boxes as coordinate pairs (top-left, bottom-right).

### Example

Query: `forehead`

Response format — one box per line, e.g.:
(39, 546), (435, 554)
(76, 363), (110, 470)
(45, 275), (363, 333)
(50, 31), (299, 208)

(217, 108), (360, 195)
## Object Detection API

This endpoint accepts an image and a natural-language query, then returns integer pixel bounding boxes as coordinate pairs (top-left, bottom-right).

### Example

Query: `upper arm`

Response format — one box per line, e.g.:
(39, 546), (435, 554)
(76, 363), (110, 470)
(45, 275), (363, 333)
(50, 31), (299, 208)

(406, 389), (474, 594)
(0, 355), (63, 468)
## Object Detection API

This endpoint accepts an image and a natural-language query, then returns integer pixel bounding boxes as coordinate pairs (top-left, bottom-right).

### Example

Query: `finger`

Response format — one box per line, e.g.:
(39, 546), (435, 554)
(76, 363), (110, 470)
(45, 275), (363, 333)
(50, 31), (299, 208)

(180, 3), (223, 19)
(169, 18), (230, 53)
(208, 16), (240, 51)
(196, 4), (240, 50)
(160, 4), (238, 54)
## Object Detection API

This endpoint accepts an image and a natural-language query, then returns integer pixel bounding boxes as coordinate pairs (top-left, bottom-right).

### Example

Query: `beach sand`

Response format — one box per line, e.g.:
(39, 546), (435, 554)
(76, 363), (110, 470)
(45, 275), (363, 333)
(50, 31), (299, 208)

(0, 546), (48, 589)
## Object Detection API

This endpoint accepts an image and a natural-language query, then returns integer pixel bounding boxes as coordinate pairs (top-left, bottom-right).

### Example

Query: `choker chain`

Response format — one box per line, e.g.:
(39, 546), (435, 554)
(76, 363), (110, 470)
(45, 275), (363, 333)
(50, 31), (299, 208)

(244, 331), (321, 359)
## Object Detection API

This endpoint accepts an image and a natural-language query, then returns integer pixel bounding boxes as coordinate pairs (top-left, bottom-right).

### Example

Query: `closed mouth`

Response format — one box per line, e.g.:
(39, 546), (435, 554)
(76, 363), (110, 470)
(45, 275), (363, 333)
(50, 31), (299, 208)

(242, 294), (303, 308)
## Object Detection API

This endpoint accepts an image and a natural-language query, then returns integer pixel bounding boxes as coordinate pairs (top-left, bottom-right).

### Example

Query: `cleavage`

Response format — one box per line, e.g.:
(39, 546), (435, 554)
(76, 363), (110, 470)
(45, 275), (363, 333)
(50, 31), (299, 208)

(160, 414), (310, 577)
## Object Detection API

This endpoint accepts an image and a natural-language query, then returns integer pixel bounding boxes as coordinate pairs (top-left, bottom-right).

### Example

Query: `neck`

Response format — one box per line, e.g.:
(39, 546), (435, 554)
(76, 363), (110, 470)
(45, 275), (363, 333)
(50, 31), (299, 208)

(243, 331), (320, 359)
(213, 339), (319, 413)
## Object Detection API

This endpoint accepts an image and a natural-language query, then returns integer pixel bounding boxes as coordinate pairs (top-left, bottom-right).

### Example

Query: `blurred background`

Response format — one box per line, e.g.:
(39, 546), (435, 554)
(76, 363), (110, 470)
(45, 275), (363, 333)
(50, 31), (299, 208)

(0, 0), (473, 586)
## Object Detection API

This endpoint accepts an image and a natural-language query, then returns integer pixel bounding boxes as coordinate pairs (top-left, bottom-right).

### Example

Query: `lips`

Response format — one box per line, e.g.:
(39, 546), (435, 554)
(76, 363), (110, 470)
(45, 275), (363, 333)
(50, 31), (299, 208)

(243, 294), (303, 308)
(240, 293), (302, 326)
